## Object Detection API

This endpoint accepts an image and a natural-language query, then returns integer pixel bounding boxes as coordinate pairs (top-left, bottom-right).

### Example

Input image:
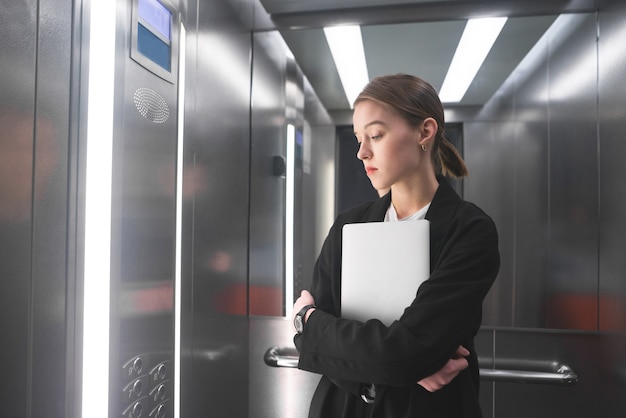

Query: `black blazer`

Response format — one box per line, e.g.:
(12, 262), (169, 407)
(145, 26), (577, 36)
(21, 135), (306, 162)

(294, 177), (500, 418)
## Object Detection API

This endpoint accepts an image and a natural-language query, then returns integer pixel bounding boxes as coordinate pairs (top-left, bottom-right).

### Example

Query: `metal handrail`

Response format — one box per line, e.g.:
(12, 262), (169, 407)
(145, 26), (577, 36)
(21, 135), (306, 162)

(479, 364), (578, 385)
(264, 346), (300, 368)
(264, 346), (578, 386)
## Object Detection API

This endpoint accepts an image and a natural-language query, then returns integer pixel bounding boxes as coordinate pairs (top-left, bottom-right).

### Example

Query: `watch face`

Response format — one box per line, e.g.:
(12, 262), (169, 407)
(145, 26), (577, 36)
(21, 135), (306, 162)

(294, 315), (304, 333)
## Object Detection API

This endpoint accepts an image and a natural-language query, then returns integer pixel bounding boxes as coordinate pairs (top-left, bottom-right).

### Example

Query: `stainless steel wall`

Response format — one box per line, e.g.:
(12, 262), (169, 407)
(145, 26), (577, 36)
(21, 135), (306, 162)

(467, 12), (600, 331)
(247, 29), (336, 418)
(180, 0), (255, 416)
(598, 0), (626, 335)
(0, 0), (74, 416)
(463, 4), (626, 417)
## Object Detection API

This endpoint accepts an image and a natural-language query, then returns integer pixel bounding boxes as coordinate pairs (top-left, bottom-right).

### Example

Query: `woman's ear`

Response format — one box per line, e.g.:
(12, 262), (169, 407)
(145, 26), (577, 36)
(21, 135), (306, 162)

(418, 117), (437, 147)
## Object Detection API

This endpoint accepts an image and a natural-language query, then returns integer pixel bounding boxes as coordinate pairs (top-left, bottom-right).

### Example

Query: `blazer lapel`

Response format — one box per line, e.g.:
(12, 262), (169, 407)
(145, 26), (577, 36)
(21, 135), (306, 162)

(425, 176), (462, 269)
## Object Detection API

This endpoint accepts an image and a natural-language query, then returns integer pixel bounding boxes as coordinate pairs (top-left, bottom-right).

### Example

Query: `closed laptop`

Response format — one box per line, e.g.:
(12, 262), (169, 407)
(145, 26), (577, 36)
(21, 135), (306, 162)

(341, 220), (430, 326)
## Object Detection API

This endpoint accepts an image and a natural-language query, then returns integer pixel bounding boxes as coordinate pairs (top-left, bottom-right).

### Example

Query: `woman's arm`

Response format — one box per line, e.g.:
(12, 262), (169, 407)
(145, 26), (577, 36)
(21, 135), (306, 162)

(296, 211), (499, 386)
(293, 291), (471, 393)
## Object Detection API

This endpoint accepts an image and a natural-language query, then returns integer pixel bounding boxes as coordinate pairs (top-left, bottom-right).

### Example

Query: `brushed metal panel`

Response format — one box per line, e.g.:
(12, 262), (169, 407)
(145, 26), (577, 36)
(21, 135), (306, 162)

(249, 318), (320, 418)
(249, 31), (288, 317)
(546, 13), (599, 331)
(598, 0), (626, 333)
(181, 1), (253, 416)
(492, 330), (626, 418)
(0, 1), (36, 417)
(508, 31), (552, 330)
(30, 0), (73, 416)
(466, 13), (603, 331)
(464, 121), (516, 327)
(301, 124), (335, 296)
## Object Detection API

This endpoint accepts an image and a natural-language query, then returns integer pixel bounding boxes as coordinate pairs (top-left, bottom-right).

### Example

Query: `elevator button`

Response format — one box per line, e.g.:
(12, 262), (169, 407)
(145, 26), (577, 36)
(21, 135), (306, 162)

(149, 383), (167, 402)
(123, 354), (148, 381)
(123, 375), (150, 401)
(132, 380), (143, 397)
(150, 362), (168, 382)
(157, 384), (166, 400)
(133, 357), (143, 374)
(131, 401), (142, 418)
(157, 363), (166, 379)
(148, 400), (169, 418)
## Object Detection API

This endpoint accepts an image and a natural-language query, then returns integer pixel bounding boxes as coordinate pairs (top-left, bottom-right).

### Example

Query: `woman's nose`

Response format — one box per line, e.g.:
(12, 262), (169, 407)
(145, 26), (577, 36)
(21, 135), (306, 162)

(357, 141), (370, 160)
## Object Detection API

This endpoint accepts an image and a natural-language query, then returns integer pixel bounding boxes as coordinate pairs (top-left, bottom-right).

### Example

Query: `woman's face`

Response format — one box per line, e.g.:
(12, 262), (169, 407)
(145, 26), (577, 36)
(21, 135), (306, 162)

(353, 100), (429, 192)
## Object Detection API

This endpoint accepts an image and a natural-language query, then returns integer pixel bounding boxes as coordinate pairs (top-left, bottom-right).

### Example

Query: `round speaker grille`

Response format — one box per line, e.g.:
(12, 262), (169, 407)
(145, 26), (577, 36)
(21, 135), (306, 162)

(133, 87), (170, 123)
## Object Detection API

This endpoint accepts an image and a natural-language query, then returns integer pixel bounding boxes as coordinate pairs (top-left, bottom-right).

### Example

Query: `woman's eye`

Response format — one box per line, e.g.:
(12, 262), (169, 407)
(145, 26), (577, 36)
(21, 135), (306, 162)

(371, 134), (382, 140)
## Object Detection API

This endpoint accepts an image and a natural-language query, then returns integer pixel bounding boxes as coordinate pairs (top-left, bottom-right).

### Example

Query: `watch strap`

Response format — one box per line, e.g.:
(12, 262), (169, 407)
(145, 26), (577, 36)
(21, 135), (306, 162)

(294, 304), (316, 333)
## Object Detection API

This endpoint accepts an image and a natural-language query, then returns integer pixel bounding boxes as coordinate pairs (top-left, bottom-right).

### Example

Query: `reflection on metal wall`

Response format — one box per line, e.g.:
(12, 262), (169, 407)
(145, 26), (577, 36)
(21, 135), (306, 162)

(598, 0), (626, 334)
(248, 29), (336, 418)
(249, 31), (289, 317)
(0, 3), (37, 416)
(464, 6), (626, 417)
(466, 12), (611, 332)
(180, 0), (254, 417)
(0, 0), (73, 416)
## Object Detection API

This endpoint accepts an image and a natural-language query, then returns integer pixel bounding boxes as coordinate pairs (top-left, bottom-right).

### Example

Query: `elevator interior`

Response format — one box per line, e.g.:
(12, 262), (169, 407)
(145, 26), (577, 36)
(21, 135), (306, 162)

(1, 0), (626, 417)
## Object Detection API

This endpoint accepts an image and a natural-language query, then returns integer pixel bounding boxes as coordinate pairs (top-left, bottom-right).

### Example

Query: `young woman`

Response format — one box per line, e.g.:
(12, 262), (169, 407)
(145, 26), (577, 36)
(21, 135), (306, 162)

(292, 74), (500, 417)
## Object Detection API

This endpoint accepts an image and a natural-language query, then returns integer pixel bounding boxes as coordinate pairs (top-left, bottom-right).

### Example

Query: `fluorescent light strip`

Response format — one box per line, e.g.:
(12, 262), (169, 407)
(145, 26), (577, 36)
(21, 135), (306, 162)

(174, 22), (186, 418)
(439, 17), (507, 103)
(323, 26), (369, 107)
(82, 1), (116, 418)
(285, 124), (295, 317)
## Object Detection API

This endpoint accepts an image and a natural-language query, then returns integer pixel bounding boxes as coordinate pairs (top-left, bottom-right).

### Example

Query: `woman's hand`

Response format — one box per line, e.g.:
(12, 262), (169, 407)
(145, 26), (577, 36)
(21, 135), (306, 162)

(417, 345), (470, 392)
(292, 290), (316, 332)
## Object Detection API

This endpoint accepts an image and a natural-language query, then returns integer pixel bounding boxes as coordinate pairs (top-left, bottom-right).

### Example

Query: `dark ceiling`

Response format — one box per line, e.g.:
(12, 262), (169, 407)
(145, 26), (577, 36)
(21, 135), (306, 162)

(258, 0), (598, 122)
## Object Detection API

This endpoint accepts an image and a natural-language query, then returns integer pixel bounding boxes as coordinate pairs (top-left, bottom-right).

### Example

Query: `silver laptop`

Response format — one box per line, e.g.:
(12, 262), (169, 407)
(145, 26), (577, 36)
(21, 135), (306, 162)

(341, 220), (430, 326)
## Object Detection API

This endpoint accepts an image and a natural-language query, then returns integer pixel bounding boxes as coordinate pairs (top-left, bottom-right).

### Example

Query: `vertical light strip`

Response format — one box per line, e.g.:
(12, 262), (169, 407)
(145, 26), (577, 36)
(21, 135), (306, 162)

(285, 124), (295, 317)
(439, 17), (507, 103)
(82, 1), (116, 418)
(323, 26), (369, 107)
(173, 21), (186, 418)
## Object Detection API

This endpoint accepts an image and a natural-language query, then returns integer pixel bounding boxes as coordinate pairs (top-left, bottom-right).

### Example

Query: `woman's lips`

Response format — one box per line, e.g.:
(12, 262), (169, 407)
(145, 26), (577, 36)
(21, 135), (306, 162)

(365, 167), (377, 175)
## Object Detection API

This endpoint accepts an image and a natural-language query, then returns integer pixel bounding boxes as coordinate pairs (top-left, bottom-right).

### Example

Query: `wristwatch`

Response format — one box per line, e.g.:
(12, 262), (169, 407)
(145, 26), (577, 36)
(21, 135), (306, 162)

(294, 304), (316, 334)
(360, 383), (376, 404)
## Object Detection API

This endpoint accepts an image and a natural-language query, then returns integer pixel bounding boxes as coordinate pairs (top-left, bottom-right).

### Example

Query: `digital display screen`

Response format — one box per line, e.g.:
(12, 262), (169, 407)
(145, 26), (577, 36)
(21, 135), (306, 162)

(138, 0), (171, 41)
(137, 24), (171, 71)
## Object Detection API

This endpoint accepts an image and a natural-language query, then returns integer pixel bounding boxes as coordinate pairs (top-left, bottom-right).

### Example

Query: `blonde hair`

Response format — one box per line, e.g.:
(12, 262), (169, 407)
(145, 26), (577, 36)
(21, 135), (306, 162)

(354, 73), (468, 178)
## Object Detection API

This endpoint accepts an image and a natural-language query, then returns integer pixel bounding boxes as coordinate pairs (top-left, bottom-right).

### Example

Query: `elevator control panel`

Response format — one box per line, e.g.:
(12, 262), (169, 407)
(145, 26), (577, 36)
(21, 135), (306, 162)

(130, 0), (177, 83)
(115, 0), (178, 416)
(122, 353), (171, 418)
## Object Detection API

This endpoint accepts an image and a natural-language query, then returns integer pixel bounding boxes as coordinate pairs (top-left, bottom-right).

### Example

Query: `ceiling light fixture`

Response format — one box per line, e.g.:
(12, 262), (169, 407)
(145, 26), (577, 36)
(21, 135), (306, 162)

(323, 25), (369, 108)
(439, 17), (508, 103)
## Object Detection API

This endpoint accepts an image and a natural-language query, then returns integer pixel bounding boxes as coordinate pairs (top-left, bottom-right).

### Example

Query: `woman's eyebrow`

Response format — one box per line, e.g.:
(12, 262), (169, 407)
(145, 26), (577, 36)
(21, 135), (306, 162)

(364, 120), (386, 129)
(354, 120), (386, 135)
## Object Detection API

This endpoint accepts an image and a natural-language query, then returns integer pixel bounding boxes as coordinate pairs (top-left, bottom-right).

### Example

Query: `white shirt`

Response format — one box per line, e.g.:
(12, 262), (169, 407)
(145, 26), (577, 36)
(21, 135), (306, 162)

(384, 202), (431, 222)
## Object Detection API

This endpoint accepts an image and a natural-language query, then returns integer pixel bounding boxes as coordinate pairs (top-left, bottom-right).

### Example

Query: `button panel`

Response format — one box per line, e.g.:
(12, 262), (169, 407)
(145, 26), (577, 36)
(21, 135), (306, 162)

(122, 353), (171, 418)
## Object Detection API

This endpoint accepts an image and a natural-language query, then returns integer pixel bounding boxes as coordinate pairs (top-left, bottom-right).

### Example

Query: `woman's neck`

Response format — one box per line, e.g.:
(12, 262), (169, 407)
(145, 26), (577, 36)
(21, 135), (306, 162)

(390, 174), (439, 219)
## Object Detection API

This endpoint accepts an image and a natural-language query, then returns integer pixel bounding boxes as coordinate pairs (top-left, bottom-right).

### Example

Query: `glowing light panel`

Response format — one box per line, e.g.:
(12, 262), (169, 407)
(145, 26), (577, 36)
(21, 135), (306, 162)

(82, 1), (116, 417)
(439, 17), (507, 103)
(323, 26), (369, 107)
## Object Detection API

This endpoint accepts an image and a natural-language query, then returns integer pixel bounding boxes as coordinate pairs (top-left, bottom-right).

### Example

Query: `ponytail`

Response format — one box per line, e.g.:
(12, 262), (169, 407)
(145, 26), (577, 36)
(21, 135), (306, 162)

(436, 136), (468, 178)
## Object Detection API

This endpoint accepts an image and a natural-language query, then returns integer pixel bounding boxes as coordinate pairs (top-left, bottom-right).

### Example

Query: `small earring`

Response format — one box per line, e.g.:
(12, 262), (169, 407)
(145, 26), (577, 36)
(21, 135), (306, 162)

(421, 144), (427, 151)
